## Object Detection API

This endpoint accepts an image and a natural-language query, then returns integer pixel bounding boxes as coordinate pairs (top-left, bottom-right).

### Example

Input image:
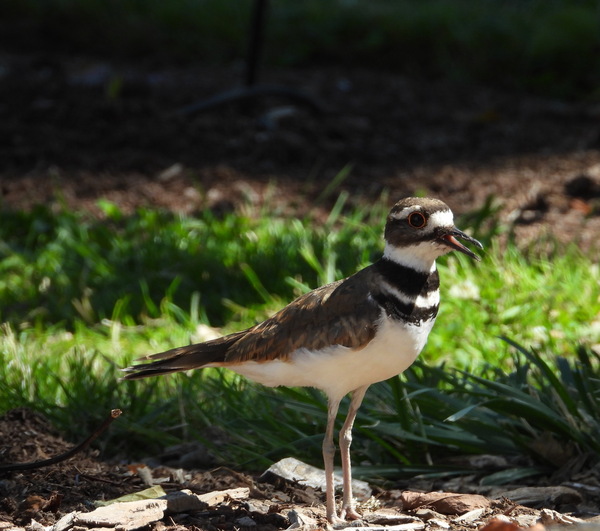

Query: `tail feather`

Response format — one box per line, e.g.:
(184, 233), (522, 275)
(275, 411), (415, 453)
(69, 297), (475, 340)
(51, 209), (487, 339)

(122, 332), (244, 380)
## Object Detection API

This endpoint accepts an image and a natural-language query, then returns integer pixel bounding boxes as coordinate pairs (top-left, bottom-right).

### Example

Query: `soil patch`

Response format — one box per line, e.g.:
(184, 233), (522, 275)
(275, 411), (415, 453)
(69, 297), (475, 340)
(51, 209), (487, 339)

(2, 409), (599, 530)
(1, 53), (600, 252)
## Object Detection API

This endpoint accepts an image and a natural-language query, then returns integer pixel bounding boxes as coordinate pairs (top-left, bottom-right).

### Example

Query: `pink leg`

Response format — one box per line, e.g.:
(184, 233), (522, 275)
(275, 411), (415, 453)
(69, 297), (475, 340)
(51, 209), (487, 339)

(323, 397), (342, 524)
(339, 386), (368, 521)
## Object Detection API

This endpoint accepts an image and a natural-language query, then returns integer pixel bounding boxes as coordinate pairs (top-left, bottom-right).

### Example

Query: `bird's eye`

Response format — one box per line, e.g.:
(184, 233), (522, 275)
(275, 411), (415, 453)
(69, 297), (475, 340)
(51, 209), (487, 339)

(407, 212), (427, 229)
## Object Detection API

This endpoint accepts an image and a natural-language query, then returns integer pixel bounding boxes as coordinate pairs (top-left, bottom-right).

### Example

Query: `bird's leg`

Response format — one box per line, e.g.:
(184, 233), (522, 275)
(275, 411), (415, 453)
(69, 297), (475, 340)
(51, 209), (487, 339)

(323, 397), (342, 524)
(339, 385), (368, 521)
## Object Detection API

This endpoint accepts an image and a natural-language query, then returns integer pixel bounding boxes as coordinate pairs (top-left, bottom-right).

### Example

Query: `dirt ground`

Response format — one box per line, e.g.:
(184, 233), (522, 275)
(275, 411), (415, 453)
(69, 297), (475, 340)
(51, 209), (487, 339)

(1, 408), (599, 530)
(2, 52), (600, 250)
(2, 52), (600, 529)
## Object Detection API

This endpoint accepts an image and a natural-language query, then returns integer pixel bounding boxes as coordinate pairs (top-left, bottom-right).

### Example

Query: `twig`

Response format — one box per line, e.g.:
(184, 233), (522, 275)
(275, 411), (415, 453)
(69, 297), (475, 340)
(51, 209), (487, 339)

(0, 409), (122, 473)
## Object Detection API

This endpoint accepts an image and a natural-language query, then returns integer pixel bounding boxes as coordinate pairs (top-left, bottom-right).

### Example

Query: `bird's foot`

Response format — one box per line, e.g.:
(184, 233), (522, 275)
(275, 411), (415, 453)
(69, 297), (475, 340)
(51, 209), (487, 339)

(340, 506), (362, 521)
(328, 516), (345, 528)
(330, 518), (364, 529)
(327, 508), (363, 529)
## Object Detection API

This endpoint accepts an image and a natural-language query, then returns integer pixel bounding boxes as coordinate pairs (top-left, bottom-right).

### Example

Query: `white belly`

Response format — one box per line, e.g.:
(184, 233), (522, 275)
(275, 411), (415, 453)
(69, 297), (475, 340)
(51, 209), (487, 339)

(229, 315), (436, 401)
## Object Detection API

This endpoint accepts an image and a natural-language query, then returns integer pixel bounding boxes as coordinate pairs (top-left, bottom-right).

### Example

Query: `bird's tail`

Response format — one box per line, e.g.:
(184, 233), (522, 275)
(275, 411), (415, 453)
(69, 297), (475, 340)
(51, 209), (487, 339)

(122, 332), (244, 380)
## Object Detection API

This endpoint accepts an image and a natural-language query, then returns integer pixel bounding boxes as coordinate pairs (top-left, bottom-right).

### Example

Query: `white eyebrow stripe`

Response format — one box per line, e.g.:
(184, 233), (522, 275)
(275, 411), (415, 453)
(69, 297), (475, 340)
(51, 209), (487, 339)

(389, 207), (454, 227)
(389, 205), (422, 220)
(429, 210), (454, 227)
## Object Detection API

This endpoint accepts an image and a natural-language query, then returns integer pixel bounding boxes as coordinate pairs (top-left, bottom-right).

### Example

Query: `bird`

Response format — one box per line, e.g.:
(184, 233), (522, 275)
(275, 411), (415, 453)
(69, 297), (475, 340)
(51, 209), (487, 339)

(123, 197), (483, 525)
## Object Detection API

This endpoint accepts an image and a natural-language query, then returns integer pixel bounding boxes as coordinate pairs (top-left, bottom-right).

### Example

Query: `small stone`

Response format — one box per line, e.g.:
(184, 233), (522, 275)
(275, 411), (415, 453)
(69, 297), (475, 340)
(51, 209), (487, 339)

(539, 508), (584, 525)
(26, 519), (46, 531)
(75, 499), (167, 530)
(428, 518), (451, 529)
(164, 489), (207, 513)
(244, 499), (272, 515)
(262, 457), (371, 501)
(453, 507), (486, 523)
(51, 512), (80, 531)
(287, 509), (319, 529)
(362, 511), (420, 525)
(512, 513), (540, 528)
(235, 516), (257, 527)
(497, 486), (581, 507)
(196, 487), (250, 506)
(414, 509), (442, 521)
(401, 491), (491, 515)
(565, 174), (600, 199)
(158, 163), (184, 182)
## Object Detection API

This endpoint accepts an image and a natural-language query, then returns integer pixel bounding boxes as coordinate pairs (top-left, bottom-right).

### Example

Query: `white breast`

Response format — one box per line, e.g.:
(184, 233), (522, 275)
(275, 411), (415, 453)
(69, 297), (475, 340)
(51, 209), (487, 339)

(228, 313), (436, 401)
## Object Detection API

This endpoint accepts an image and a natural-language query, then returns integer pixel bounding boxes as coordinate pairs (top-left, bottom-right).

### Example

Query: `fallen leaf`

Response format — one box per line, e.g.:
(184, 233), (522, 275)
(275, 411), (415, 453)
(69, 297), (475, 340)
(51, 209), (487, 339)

(401, 491), (491, 515)
(95, 485), (167, 506)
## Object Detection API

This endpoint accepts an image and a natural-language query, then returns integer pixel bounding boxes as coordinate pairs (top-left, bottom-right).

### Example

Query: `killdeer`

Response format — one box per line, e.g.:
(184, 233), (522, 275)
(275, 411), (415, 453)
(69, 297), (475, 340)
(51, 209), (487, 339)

(123, 197), (482, 525)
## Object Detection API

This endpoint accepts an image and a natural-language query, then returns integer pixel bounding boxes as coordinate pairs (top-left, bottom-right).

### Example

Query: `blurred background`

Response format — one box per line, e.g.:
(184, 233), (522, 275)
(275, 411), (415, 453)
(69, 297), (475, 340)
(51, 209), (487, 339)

(1, 0), (599, 242)
(1, 0), (600, 511)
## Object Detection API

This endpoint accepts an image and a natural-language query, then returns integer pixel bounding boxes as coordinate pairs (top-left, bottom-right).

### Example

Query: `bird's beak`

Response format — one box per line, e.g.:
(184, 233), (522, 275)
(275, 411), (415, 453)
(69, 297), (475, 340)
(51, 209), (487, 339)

(439, 228), (483, 261)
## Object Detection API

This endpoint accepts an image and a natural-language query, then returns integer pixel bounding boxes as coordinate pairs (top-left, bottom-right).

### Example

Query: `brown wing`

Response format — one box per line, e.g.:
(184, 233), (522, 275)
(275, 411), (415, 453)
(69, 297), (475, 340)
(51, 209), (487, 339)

(123, 266), (381, 379)
(122, 330), (247, 379)
(224, 266), (381, 363)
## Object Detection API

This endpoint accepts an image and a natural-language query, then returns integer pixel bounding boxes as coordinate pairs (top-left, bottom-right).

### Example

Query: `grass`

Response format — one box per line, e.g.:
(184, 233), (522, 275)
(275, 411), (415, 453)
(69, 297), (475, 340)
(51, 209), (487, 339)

(1, 195), (599, 483)
(1, 0), (600, 99)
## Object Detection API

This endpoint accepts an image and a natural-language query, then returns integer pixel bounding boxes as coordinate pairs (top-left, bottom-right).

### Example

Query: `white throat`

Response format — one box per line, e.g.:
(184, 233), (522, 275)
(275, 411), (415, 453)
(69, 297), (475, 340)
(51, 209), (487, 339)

(383, 241), (439, 273)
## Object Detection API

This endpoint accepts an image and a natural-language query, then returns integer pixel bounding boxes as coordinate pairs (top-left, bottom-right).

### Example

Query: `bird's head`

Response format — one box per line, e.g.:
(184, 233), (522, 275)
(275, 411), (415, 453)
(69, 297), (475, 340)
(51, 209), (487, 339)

(383, 197), (483, 271)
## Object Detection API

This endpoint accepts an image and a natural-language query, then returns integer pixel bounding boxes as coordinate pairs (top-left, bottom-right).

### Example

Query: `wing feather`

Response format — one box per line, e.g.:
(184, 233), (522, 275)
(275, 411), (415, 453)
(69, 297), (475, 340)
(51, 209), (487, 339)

(123, 266), (381, 379)
(224, 268), (380, 363)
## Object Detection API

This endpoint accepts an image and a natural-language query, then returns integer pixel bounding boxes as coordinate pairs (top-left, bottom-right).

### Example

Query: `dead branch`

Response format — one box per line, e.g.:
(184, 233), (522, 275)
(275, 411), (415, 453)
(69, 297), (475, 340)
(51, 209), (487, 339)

(0, 409), (122, 472)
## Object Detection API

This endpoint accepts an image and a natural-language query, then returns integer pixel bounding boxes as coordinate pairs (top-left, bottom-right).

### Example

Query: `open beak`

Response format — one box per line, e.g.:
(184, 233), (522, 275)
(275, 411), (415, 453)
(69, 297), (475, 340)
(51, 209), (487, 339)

(439, 228), (483, 261)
